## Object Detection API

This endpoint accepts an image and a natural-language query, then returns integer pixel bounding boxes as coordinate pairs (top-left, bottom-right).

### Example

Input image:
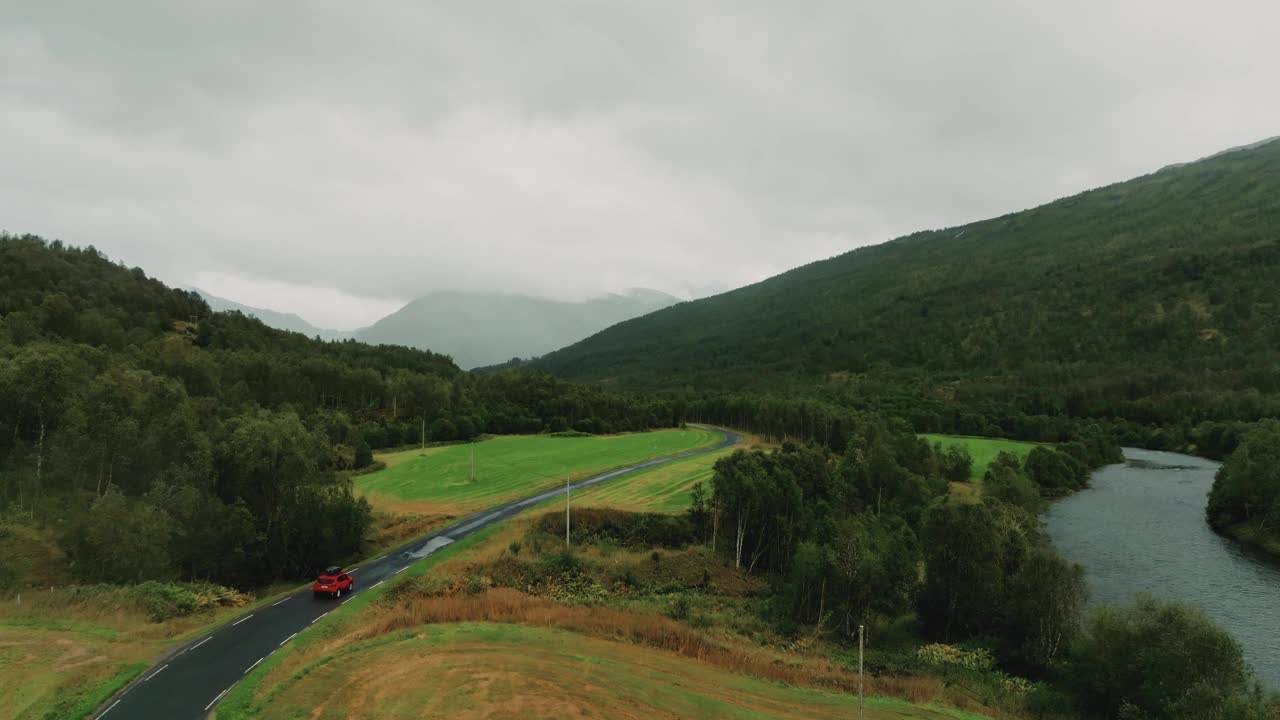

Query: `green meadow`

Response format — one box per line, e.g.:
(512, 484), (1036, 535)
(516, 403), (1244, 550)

(357, 428), (721, 515)
(922, 434), (1045, 480)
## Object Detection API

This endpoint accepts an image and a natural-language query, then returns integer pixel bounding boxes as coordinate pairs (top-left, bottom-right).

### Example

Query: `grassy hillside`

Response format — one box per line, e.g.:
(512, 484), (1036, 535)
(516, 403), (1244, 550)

(534, 139), (1280, 455)
(357, 429), (720, 515)
(218, 519), (998, 720)
(234, 623), (989, 720)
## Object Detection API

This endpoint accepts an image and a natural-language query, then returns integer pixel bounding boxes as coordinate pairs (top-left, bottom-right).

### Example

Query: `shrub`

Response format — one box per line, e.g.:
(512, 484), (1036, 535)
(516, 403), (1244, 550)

(540, 550), (581, 576)
(668, 595), (692, 621)
(1024, 447), (1088, 493)
(535, 509), (695, 548)
(354, 437), (373, 469)
(916, 643), (996, 672)
(1069, 594), (1255, 719)
(936, 444), (974, 482)
(128, 581), (251, 622)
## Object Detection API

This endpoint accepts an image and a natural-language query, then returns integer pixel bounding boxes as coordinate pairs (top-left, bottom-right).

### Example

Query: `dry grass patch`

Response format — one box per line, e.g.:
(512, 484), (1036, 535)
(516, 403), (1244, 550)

(365, 512), (453, 551)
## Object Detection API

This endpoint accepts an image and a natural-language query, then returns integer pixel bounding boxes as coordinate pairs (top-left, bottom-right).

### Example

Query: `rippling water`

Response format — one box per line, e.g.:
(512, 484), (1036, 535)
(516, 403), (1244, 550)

(1045, 448), (1280, 688)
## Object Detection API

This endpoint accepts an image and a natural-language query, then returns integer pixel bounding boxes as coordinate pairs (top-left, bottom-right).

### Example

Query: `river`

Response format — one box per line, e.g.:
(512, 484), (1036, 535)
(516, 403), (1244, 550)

(1044, 447), (1280, 688)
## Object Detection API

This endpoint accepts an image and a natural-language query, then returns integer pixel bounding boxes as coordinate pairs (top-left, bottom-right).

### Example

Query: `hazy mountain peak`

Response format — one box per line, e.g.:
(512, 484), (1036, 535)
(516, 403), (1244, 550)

(355, 288), (679, 369)
(190, 287), (351, 340)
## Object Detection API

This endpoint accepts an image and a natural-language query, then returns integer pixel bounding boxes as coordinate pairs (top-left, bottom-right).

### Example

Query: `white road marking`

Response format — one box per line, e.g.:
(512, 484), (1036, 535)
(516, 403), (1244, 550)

(204, 688), (229, 711)
(376, 554), (386, 561)
(143, 664), (168, 681)
(348, 566), (360, 573)
(394, 566), (406, 575)
(95, 700), (121, 719)
(312, 612), (328, 624)
(342, 597), (353, 605)
(372, 580), (384, 588)
(279, 632), (297, 646)
(190, 636), (212, 651)
(232, 613), (254, 626)
(271, 597), (292, 607)
(245, 656), (265, 674)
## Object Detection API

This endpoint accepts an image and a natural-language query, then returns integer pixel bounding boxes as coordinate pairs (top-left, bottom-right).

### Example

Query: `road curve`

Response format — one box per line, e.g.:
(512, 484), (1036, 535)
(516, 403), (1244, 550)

(93, 427), (741, 720)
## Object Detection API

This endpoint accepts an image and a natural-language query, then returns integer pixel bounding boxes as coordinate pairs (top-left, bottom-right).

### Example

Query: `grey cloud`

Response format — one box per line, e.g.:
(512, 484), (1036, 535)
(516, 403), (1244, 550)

(2, 1), (1277, 328)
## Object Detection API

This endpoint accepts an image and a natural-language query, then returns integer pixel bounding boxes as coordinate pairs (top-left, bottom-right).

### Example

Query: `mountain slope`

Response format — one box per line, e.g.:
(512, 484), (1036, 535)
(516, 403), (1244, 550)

(191, 287), (351, 340)
(355, 288), (679, 369)
(534, 137), (1280, 449)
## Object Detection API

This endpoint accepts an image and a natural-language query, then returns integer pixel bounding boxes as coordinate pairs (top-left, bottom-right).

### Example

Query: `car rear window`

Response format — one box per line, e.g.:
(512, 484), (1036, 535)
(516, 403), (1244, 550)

(317, 576), (335, 582)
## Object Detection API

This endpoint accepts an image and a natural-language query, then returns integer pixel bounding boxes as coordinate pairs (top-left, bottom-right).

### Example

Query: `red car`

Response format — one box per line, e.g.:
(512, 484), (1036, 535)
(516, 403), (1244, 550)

(312, 566), (354, 598)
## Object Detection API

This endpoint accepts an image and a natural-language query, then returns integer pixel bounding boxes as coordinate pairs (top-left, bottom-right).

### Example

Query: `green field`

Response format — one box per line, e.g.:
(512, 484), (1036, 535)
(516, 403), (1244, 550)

(570, 448), (730, 513)
(922, 434), (1045, 480)
(358, 429), (721, 515)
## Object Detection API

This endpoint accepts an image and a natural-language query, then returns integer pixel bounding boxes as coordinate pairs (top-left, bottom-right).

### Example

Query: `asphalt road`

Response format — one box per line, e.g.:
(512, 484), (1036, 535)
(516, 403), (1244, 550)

(94, 427), (741, 720)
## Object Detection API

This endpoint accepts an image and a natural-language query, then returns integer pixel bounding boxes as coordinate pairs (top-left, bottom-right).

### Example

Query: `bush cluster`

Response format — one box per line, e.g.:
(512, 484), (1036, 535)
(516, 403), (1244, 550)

(534, 508), (696, 549)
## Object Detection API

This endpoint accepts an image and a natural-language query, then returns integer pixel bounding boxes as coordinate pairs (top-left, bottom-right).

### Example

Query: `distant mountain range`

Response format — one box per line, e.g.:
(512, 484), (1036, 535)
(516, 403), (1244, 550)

(192, 287), (680, 370)
(191, 288), (353, 341)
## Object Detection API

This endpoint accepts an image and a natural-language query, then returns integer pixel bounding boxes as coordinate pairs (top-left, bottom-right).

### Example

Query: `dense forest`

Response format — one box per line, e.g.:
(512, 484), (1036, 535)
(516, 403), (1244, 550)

(0, 235), (680, 587)
(534, 139), (1280, 461)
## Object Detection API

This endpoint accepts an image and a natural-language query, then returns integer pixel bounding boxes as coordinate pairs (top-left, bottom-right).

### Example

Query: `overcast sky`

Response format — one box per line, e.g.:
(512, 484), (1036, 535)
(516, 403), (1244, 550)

(3, 1), (1277, 329)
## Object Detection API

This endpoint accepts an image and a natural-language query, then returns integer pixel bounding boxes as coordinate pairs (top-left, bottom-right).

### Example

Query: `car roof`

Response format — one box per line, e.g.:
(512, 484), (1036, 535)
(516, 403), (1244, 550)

(321, 566), (342, 575)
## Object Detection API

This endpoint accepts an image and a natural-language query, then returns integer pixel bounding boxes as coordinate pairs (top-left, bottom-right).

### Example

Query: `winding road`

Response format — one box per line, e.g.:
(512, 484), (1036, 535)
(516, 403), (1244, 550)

(93, 427), (740, 720)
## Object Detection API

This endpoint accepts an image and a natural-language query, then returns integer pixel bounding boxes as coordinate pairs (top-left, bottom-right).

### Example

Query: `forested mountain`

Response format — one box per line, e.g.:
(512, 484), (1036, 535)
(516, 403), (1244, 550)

(354, 288), (679, 369)
(191, 287), (351, 341)
(0, 235), (679, 587)
(536, 137), (1280, 457)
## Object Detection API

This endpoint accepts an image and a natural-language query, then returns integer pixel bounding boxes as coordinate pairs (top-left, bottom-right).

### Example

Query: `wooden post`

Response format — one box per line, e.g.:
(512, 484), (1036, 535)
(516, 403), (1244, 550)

(858, 624), (864, 720)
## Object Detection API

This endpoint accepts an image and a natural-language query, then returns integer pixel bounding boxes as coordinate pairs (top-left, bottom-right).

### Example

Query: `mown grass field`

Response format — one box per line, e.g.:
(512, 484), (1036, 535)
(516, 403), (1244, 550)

(358, 428), (721, 515)
(569, 447), (731, 513)
(922, 434), (1045, 480)
(242, 623), (991, 720)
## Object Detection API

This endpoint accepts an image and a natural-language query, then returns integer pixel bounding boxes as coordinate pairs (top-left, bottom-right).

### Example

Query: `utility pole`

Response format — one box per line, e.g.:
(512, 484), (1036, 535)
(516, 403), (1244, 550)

(857, 624), (864, 720)
(565, 475), (571, 550)
(470, 444), (475, 483)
